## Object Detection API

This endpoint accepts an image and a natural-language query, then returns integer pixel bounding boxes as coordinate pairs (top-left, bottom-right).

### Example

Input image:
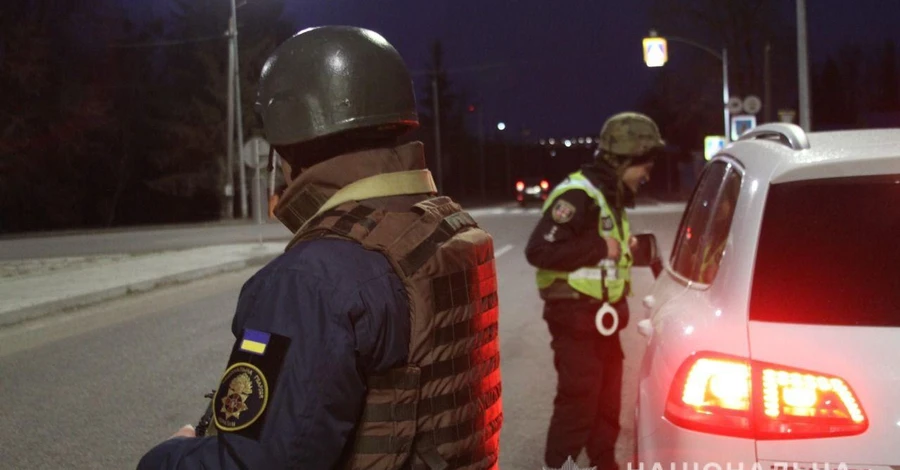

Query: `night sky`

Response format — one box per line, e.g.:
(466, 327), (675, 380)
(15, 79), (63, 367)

(129, 0), (898, 140)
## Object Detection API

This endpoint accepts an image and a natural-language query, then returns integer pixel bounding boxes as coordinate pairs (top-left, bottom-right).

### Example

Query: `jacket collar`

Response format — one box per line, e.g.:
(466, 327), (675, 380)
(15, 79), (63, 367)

(274, 141), (427, 234)
(580, 161), (636, 210)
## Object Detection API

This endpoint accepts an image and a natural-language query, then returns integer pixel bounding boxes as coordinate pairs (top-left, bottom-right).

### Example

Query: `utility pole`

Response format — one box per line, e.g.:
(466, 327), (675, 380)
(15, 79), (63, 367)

(764, 42), (772, 123)
(797, 0), (812, 131)
(224, 15), (236, 219)
(722, 47), (730, 142)
(431, 73), (443, 194)
(643, 31), (730, 142)
(252, 139), (263, 225)
(229, 0), (248, 218)
(477, 106), (486, 200)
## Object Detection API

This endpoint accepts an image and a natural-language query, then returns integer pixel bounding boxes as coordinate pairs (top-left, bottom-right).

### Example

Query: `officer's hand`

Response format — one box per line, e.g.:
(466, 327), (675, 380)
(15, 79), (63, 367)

(629, 235), (638, 251)
(168, 424), (196, 439)
(604, 236), (621, 260)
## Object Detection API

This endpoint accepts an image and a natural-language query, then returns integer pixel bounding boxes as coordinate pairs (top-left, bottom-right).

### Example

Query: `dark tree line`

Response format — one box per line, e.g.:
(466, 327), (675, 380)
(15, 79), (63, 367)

(0, 0), (291, 233)
(2, 1), (896, 234)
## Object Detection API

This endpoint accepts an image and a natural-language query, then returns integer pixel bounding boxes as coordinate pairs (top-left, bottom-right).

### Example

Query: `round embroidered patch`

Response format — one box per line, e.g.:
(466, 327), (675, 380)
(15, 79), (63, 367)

(551, 199), (576, 224)
(602, 215), (614, 231)
(213, 362), (269, 432)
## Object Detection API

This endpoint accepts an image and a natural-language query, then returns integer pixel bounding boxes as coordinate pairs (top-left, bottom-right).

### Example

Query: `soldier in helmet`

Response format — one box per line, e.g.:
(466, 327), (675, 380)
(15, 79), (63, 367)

(525, 112), (665, 469)
(138, 26), (502, 469)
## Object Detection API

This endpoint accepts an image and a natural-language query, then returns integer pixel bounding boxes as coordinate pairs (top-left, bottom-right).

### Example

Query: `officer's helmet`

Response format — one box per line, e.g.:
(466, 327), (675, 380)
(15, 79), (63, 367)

(597, 112), (666, 169)
(255, 26), (419, 147)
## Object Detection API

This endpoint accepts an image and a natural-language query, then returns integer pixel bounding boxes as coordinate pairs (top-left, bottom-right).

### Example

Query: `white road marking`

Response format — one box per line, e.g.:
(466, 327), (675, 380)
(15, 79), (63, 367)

(494, 244), (514, 258)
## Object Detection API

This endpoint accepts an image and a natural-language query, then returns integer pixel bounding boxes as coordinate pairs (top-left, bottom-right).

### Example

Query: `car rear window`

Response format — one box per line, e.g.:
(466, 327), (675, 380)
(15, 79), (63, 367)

(749, 173), (900, 326)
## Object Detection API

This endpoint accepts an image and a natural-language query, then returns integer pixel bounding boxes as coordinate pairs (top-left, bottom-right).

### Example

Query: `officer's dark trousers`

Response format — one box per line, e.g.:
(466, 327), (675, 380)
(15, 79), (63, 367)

(543, 298), (628, 470)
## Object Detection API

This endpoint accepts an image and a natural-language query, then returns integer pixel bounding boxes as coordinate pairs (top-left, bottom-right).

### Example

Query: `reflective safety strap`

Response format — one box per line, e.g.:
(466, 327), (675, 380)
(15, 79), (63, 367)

(568, 267), (603, 281)
(570, 264), (610, 301)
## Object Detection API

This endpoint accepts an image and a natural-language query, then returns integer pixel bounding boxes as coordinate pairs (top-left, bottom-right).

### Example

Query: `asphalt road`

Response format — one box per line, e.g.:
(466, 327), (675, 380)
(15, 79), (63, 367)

(0, 202), (683, 469)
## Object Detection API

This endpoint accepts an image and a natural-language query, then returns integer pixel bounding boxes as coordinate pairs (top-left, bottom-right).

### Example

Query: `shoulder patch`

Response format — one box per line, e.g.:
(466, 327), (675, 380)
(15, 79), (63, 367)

(214, 363), (269, 432)
(551, 199), (577, 224)
(213, 328), (291, 440)
(602, 215), (614, 231)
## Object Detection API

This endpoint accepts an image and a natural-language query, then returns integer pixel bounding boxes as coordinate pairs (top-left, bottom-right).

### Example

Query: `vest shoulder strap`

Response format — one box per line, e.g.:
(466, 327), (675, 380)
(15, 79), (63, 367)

(292, 196), (480, 279)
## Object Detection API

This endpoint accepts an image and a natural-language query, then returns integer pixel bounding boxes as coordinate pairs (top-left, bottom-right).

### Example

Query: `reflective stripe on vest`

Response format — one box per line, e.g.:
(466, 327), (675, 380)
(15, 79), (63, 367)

(535, 171), (633, 303)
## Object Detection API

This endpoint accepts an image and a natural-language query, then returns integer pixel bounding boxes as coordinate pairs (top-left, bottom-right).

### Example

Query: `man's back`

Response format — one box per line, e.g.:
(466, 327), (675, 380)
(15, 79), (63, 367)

(293, 195), (502, 469)
(138, 237), (411, 469)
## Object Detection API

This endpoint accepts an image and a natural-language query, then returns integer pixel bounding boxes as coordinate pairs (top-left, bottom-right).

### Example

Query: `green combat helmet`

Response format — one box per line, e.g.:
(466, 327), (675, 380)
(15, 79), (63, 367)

(597, 111), (666, 170)
(255, 26), (419, 147)
(594, 112), (666, 208)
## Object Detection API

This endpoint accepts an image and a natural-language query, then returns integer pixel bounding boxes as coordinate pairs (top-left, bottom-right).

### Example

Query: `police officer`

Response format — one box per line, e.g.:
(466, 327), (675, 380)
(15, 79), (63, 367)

(524, 112), (665, 469)
(138, 26), (502, 469)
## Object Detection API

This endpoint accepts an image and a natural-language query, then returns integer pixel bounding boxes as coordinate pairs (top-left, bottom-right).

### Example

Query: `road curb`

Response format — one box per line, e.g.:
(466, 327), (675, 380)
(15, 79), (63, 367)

(0, 253), (277, 329)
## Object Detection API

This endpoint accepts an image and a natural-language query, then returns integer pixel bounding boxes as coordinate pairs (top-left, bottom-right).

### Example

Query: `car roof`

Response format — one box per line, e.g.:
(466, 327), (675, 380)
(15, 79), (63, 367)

(717, 124), (900, 184)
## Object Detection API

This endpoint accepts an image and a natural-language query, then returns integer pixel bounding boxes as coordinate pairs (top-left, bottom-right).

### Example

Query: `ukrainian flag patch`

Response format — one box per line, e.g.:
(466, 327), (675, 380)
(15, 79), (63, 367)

(239, 329), (271, 355)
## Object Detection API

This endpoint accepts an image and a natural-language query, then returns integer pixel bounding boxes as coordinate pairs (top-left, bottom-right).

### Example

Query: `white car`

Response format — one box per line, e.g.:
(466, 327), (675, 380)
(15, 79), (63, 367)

(632, 123), (900, 468)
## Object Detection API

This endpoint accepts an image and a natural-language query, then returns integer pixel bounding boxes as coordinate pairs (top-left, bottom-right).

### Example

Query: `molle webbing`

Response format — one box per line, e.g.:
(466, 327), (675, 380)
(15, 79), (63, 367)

(293, 196), (501, 469)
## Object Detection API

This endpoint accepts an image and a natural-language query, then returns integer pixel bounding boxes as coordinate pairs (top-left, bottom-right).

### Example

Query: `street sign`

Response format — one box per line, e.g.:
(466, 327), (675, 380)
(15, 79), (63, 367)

(778, 109), (797, 123)
(727, 96), (743, 114)
(731, 115), (757, 140)
(643, 37), (668, 67)
(704, 135), (726, 161)
(242, 137), (270, 169)
(743, 95), (762, 114)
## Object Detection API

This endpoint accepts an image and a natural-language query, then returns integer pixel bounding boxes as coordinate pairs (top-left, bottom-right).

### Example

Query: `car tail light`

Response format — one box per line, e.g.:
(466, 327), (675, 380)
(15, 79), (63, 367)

(540, 180), (549, 190)
(516, 181), (525, 191)
(665, 352), (868, 440)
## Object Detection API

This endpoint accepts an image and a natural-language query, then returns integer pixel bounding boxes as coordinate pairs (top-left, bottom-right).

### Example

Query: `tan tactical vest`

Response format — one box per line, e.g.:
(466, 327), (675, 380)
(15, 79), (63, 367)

(292, 195), (502, 470)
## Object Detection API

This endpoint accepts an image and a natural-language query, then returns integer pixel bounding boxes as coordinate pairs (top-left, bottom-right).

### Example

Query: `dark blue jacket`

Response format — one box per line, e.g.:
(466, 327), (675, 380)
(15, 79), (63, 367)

(137, 238), (411, 469)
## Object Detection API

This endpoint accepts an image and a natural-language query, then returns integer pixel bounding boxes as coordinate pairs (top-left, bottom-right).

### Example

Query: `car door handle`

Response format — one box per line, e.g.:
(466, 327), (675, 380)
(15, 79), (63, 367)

(638, 319), (653, 338)
(643, 295), (656, 309)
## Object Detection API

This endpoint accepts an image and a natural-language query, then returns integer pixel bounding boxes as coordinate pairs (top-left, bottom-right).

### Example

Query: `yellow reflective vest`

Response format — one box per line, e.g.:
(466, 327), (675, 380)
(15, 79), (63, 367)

(535, 171), (632, 303)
